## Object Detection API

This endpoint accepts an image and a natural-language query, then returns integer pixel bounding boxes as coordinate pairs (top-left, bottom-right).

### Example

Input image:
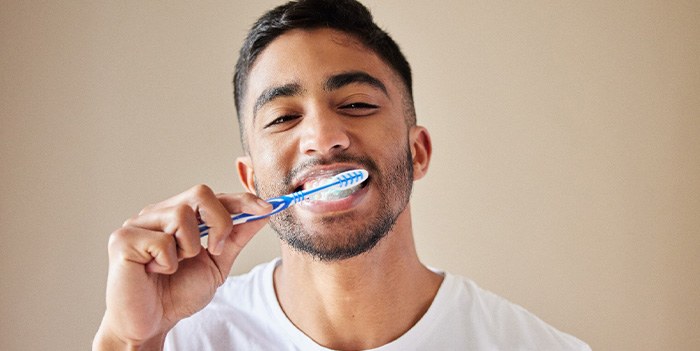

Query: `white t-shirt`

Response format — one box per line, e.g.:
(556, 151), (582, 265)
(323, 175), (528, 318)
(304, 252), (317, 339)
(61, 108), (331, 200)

(165, 258), (590, 350)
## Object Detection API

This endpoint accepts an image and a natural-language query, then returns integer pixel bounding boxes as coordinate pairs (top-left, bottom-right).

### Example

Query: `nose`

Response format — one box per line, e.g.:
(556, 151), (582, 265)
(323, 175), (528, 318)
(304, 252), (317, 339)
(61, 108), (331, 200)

(298, 110), (350, 157)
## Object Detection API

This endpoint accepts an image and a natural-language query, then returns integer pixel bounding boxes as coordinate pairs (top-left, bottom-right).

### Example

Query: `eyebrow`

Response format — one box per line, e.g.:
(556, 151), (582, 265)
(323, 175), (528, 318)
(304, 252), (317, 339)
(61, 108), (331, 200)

(324, 71), (388, 96)
(251, 71), (388, 122)
(253, 82), (303, 119)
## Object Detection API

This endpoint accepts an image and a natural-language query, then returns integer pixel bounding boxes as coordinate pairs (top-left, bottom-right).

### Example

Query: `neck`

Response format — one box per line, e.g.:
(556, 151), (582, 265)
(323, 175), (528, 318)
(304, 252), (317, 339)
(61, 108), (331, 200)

(274, 208), (443, 350)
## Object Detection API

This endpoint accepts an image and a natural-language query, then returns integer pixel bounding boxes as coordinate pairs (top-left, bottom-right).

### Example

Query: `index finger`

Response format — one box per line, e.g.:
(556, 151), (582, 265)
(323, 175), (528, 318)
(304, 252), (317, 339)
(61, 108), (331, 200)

(184, 185), (235, 256)
(198, 190), (273, 255)
(214, 192), (272, 239)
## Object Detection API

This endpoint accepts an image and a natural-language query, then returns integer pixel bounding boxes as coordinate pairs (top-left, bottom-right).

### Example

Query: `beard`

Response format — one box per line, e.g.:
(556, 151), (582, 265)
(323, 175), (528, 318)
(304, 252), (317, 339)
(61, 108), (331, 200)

(254, 143), (414, 262)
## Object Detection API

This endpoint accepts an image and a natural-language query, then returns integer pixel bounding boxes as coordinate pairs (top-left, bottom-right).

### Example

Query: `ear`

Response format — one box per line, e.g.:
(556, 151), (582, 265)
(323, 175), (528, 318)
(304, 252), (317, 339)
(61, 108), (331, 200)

(236, 156), (257, 194)
(409, 125), (432, 181)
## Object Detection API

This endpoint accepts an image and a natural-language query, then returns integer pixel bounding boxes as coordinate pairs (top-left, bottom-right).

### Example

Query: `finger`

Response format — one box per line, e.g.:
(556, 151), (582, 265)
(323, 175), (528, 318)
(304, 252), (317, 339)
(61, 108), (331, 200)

(215, 192), (272, 249)
(108, 226), (179, 275)
(190, 186), (236, 256)
(123, 204), (202, 260)
(209, 217), (270, 277)
(137, 184), (219, 214)
(217, 192), (273, 218)
(131, 184), (233, 256)
(203, 192), (272, 255)
(204, 192), (272, 275)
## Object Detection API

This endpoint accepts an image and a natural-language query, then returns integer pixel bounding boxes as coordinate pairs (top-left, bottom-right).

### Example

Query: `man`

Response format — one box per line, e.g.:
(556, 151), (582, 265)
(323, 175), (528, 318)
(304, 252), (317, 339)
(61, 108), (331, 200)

(94, 0), (590, 350)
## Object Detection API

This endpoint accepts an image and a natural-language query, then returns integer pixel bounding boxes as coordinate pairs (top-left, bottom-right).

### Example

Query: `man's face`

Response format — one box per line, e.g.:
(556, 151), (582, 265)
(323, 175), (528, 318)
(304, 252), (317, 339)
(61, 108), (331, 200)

(238, 28), (417, 261)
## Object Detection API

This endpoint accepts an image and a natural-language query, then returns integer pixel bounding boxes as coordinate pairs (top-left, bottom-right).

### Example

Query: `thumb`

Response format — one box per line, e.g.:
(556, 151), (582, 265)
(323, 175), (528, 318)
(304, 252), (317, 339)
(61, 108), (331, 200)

(209, 218), (269, 278)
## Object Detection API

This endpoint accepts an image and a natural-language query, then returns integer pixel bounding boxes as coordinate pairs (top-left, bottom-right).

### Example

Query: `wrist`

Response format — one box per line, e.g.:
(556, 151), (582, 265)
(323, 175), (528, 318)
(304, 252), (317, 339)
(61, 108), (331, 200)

(93, 322), (166, 351)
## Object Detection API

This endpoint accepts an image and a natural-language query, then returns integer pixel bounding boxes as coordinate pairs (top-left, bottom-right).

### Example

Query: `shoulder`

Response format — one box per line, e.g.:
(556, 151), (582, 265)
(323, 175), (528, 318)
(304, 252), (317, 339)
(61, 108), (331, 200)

(438, 273), (591, 351)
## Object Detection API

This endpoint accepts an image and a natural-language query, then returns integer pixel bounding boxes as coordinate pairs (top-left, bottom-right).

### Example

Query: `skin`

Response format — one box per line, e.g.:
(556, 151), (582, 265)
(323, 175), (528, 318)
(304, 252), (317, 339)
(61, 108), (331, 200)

(94, 28), (441, 351)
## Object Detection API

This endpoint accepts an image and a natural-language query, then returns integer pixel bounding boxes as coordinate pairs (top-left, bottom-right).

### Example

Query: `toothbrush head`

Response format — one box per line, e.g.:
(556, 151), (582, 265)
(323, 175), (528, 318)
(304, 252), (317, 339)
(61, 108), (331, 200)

(298, 169), (369, 202)
(332, 169), (369, 189)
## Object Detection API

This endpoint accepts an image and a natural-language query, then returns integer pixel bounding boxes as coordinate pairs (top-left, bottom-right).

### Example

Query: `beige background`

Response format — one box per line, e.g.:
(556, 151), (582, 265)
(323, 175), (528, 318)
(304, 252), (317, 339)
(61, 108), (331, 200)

(1, 1), (698, 350)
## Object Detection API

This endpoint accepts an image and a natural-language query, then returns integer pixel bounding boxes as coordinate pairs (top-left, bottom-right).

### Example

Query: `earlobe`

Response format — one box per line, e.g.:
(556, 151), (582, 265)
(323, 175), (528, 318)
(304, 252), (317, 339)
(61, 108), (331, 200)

(409, 126), (432, 181)
(236, 156), (257, 194)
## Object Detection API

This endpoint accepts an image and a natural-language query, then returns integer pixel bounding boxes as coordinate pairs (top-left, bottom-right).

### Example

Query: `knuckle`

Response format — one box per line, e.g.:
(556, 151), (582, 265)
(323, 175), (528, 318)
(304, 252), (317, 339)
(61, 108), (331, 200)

(156, 231), (175, 247)
(122, 213), (142, 228)
(139, 203), (155, 215)
(180, 245), (201, 259)
(121, 217), (134, 228)
(211, 217), (233, 236)
(162, 204), (195, 235)
(239, 192), (258, 202)
(190, 184), (214, 198)
(109, 227), (131, 242)
(108, 227), (132, 253)
(162, 261), (178, 274)
(172, 203), (194, 223)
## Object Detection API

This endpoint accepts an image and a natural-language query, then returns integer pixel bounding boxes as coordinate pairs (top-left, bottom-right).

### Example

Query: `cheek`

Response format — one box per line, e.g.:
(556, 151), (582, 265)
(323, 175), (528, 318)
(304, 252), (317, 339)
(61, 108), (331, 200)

(367, 119), (408, 153)
(249, 136), (297, 180)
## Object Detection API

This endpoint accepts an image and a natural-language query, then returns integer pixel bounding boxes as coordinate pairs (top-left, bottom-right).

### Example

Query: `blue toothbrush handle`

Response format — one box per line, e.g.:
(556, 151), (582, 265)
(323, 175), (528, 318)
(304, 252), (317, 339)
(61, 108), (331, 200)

(199, 196), (290, 237)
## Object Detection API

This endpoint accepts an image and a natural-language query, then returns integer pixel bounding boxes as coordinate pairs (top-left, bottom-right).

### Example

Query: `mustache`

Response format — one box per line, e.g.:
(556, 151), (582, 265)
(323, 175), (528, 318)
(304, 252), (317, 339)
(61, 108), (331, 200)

(283, 154), (380, 188)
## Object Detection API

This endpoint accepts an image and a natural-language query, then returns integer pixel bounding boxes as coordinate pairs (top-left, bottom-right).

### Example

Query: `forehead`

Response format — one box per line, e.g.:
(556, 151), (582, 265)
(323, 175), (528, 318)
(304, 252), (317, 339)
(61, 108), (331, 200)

(242, 28), (400, 117)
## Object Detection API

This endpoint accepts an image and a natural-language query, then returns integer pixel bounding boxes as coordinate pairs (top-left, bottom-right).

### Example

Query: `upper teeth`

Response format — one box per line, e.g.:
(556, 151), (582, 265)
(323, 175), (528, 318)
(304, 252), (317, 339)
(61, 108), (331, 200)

(302, 177), (333, 191)
(302, 175), (363, 201)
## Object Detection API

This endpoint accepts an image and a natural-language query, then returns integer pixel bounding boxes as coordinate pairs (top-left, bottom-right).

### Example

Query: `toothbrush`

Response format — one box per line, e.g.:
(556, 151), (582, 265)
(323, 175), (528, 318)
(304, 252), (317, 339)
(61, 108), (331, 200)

(199, 169), (368, 237)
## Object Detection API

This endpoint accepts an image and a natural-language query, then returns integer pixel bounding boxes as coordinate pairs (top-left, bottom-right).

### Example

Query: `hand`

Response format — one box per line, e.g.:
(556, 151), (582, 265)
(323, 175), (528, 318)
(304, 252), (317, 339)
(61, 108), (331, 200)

(93, 185), (271, 350)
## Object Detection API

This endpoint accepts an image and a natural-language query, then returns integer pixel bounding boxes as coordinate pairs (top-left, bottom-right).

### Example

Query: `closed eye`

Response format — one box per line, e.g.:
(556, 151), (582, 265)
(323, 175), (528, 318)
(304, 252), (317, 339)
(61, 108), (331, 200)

(264, 114), (301, 129)
(339, 102), (379, 116)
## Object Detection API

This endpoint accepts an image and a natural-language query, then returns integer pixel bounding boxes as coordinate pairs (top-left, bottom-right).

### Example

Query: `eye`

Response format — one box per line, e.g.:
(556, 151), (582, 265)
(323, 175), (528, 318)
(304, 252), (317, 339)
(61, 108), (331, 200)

(264, 114), (301, 129)
(339, 102), (379, 116)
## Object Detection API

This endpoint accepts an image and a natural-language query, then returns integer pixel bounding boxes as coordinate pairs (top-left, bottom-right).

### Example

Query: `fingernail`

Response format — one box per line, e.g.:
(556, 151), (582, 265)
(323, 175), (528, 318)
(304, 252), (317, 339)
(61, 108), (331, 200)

(257, 199), (271, 208)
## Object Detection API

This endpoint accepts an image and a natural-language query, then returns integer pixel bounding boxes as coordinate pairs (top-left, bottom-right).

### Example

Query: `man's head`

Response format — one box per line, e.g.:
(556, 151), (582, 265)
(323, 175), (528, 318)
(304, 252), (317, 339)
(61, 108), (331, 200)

(234, 0), (415, 151)
(233, 0), (431, 261)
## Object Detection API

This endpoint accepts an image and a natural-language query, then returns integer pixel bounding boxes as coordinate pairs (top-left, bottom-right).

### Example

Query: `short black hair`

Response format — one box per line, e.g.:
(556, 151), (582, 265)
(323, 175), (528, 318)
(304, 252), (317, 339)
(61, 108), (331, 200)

(233, 0), (414, 149)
